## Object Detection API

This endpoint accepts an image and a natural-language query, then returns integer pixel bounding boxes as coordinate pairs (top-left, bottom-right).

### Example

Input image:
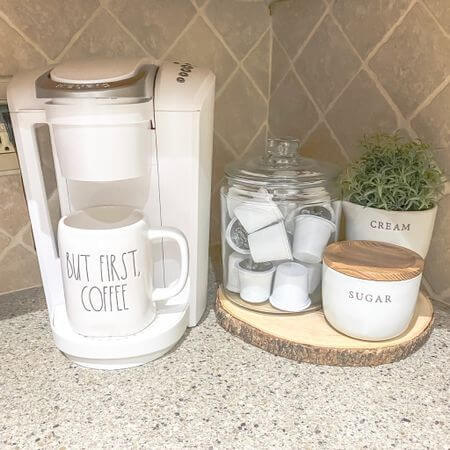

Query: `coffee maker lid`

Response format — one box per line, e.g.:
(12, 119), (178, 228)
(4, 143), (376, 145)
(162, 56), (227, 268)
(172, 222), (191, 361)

(36, 57), (157, 99)
(50, 57), (149, 84)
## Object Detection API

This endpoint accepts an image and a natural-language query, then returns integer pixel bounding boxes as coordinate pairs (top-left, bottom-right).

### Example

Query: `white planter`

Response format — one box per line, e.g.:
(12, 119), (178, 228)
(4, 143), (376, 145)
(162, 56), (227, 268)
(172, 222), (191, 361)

(342, 201), (437, 258)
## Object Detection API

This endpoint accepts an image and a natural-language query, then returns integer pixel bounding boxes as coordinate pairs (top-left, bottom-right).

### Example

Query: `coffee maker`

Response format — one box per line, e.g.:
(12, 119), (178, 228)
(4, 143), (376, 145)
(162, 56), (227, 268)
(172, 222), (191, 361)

(7, 57), (215, 369)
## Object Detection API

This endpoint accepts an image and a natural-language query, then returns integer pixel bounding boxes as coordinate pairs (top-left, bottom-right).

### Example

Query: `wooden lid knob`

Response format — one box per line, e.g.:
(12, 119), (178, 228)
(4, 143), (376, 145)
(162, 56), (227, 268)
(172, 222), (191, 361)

(323, 241), (424, 281)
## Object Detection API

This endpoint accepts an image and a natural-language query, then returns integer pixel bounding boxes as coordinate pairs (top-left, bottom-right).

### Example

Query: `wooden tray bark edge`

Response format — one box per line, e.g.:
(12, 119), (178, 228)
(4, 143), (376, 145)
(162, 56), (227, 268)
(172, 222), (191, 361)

(215, 287), (434, 367)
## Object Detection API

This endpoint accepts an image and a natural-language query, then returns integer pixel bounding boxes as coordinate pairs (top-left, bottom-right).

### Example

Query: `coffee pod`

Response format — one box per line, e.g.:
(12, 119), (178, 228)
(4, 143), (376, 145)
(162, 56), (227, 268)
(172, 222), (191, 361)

(300, 261), (322, 293)
(238, 259), (275, 303)
(292, 215), (335, 264)
(285, 203), (335, 234)
(225, 217), (250, 254)
(248, 221), (293, 263)
(234, 201), (283, 234)
(226, 252), (247, 293)
(269, 262), (311, 312)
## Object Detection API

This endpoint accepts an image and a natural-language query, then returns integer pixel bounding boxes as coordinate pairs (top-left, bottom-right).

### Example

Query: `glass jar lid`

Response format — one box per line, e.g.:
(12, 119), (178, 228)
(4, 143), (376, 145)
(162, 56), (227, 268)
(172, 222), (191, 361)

(224, 137), (340, 202)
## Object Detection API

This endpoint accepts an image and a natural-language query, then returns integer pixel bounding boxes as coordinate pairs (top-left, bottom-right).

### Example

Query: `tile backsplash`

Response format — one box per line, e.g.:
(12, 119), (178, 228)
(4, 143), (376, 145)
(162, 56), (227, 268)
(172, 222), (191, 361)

(268, 0), (450, 305)
(0, 0), (449, 305)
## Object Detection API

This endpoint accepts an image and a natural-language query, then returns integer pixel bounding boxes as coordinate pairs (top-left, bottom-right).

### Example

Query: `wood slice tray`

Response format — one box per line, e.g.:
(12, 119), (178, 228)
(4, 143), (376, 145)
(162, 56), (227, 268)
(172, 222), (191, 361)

(216, 285), (434, 366)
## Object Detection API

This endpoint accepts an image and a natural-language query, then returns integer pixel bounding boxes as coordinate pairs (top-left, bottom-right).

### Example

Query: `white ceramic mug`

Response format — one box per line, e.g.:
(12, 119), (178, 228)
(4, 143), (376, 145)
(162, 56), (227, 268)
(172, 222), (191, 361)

(58, 206), (189, 337)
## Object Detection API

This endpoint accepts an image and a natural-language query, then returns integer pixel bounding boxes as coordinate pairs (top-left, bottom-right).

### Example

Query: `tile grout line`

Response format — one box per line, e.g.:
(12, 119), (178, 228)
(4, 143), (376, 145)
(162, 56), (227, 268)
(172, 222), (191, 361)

(422, 277), (450, 306)
(269, 6), (352, 160)
(214, 130), (240, 160)
(290, 1), (332, 65)
(418, 0), (449, 39)
(408, 77), (449, 122)
(240, 28), (272, 103)
(54, 6), (104, 63)
(0, 11), (51, 65)
(101, 5), (154, 59)
(269, 0), (332, 95)
(328, 5), (416, 137)
(198, 5), (271, 104)
(158, 8), (202, 64)
(240, 121), (268, 158)
(268, 32), (292, 98)
(0, 224), (34, 263)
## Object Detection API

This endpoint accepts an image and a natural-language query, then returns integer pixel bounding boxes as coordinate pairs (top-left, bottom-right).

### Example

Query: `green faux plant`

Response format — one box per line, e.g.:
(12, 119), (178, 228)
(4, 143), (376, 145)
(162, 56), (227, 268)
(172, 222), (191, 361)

(339, 133), (445, 211)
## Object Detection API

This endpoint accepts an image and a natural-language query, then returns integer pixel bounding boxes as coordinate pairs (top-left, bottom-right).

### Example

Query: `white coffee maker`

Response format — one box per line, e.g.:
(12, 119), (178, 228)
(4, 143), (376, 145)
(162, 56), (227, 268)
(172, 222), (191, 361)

(7, 57), (215, 369)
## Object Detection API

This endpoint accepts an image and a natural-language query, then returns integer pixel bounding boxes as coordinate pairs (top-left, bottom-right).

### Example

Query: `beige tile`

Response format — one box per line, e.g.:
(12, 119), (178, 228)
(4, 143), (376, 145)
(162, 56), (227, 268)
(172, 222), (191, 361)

(0, 244), (41, 293)
(168, 17), (237, 91)
(21, 225), (35, 249)
(243, 125), (268, 158)
(0, 175), (30, 237)
(270, 37), (290, 94)
(205, 0), (269, 60)
(0, 0), (98, 60)
(326, 70), (396, 160)
(432, 149), (450, 181)
(412, 83), (450, 151)
(108, 0), (196, 59)
(215, 69), (267, 153)
(272, 0), (326, 59)
(301, 123), (346, 168)
(295, 15), (360, 111)
(333, 0), (411, 59)
(423, 0), (450, 34)
(269, 70), (318, 140)
(243, 31), (271, 98)
(424, 195), (450, 296)
(212, 134), (236, 189)
(0, 18), (46, 75)
(63, 10), (145, 60)
(369, 3), (450, 118)
(0, 231), (11, 254)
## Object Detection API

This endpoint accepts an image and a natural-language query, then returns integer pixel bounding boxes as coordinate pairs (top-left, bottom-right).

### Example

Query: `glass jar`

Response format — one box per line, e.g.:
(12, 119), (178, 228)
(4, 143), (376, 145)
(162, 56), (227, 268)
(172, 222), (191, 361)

(220, 137), (341, 313)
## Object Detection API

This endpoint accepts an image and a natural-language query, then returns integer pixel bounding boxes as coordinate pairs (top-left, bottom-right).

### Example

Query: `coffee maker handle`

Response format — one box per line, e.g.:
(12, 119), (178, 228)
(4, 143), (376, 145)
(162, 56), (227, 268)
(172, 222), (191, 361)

(147, 227), (189, 301)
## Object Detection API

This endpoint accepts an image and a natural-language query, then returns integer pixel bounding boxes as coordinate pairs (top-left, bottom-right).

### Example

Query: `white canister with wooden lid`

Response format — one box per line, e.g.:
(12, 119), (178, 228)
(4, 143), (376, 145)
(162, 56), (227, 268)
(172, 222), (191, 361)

(322, 240), (424, 341)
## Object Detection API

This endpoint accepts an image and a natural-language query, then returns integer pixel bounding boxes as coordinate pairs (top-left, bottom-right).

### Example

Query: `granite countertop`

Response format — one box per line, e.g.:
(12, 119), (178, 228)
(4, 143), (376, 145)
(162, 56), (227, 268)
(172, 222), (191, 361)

(0, 267), (449, 449)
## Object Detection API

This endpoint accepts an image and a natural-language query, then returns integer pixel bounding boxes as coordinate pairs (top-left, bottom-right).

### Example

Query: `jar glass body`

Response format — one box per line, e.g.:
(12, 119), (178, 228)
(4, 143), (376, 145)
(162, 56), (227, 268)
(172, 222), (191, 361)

(220, 138), (341, 312)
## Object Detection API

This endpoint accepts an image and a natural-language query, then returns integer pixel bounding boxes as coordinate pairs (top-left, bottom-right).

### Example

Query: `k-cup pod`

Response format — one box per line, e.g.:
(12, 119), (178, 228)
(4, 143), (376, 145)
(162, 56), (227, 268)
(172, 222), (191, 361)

(285, 203), (335, 234)
(225, 217), (250, 254)
(226, 187), (274, 219)
(226, 252), (247, 293)
(248, 221), (293, 263)
(301, 261), (322, 293)
(269, 262), (311, 312)
(238, 259), (275, 303)
(292, 215), (336, 264)
(234, 201), (283, 233)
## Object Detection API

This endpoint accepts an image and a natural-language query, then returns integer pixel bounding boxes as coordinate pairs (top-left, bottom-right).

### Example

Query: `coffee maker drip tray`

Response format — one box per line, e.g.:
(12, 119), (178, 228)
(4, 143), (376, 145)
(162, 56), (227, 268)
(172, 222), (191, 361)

(51, 286), (190, 370)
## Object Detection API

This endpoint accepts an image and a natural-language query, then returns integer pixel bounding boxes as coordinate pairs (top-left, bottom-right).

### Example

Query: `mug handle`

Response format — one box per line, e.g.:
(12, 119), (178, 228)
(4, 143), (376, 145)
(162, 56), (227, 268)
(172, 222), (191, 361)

(147, 227), (189, 302)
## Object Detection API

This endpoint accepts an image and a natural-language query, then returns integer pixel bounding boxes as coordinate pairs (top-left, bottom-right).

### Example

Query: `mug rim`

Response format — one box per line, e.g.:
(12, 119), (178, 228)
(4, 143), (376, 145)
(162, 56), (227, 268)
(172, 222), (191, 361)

(60, 205), (145, 232)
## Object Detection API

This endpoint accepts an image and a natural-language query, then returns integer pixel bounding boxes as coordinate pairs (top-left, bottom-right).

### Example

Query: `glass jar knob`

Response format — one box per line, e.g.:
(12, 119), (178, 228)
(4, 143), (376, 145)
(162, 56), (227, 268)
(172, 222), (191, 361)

(266, 137), (299, 165)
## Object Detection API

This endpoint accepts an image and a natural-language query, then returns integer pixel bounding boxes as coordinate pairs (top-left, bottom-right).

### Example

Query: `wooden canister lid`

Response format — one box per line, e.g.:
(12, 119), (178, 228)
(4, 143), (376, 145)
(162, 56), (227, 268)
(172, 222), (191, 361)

(323, 241), (424, 282)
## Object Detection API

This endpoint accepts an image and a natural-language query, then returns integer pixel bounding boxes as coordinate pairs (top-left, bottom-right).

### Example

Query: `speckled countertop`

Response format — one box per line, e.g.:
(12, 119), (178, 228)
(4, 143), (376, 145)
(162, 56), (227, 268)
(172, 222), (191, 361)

(0, 268), (449, 449)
